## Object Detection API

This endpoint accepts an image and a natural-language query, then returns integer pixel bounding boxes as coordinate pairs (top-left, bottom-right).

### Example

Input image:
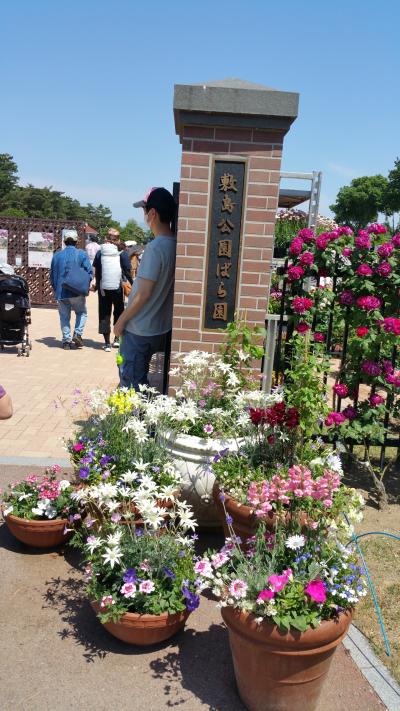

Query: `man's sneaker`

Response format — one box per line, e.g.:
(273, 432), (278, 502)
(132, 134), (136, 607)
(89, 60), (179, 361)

(73, 333), (84, 349)
(62, 341), (71, 350)
(103, 344), (112, 352)
(112, 338), (119, 348)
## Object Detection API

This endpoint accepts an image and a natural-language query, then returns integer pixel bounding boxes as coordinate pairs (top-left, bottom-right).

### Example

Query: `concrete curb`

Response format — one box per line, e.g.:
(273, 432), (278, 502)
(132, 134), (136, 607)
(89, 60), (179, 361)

(0, 456), (71, 467)
(343, 624), (400, 711)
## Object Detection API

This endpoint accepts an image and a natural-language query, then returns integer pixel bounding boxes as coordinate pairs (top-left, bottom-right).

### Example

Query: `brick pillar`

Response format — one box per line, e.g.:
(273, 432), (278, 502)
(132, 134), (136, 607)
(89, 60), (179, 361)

(170, 80), (298, 380)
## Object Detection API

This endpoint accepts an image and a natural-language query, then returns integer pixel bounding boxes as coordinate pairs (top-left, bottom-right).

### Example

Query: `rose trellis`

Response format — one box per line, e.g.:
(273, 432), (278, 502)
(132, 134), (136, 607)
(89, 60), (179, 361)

(270, 223), (400, 505)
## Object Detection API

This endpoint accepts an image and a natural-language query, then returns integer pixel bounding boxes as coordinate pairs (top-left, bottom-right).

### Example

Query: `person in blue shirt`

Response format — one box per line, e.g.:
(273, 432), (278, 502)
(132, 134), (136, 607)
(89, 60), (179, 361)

(50, 229), (93, 350)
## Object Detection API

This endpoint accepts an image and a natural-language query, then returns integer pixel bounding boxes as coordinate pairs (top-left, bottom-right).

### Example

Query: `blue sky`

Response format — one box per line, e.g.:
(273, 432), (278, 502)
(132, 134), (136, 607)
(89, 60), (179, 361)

(1, 0), (399, 225)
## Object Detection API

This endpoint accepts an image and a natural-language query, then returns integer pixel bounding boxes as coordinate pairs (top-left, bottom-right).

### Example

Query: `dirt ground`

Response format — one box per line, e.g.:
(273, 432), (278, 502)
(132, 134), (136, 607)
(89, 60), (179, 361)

(342, 453), (400, 685)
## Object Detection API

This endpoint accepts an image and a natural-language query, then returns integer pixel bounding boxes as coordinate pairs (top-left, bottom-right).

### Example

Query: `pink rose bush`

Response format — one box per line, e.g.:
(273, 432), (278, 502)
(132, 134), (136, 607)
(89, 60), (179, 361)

(271, 221), (399, 461)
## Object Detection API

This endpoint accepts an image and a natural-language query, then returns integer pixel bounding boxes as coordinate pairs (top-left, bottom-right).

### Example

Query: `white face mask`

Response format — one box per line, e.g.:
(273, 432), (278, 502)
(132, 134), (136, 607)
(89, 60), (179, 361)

(145, 209), (153, 232)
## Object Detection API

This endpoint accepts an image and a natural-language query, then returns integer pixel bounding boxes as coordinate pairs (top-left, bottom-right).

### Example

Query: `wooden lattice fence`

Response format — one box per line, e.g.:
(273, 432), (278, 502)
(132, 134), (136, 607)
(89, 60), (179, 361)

(0, 217), (86, 305)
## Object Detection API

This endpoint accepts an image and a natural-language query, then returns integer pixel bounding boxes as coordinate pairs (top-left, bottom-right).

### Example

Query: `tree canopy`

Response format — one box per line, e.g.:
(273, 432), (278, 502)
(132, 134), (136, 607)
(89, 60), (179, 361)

(330, 158), (400, 231)
(119, 218), (150, 245)
(329, 175), (388, 231)
(0, 153), (121, 234)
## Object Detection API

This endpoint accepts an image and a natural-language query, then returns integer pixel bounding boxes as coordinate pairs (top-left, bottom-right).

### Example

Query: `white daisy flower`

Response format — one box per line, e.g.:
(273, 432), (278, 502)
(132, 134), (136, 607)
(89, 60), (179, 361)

(285, 534), (306, 550)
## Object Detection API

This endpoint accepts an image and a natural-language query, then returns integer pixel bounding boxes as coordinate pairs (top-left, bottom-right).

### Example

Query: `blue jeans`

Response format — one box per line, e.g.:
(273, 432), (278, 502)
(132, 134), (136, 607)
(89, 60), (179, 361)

(119, 330), (168, 391)
(57, 296), (87, 343)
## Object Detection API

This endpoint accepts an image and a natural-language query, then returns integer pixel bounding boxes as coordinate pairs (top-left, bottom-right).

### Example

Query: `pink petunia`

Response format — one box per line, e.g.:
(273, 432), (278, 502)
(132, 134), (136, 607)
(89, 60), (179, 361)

(229, 579), (248, 599)
(305, 579), (326, 603)
(257, 588), (275, 602)
(139, 580), (155, 594)
(120, 582), (137, 598)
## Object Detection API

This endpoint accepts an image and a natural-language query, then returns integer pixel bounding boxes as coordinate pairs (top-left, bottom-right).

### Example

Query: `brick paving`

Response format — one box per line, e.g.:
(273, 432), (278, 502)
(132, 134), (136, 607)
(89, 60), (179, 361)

(0, 294), (126, 459)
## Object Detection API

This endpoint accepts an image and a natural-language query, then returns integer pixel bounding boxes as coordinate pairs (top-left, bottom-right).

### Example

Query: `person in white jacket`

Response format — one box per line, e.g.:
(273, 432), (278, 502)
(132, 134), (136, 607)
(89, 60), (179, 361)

(92, 229), (132, 351)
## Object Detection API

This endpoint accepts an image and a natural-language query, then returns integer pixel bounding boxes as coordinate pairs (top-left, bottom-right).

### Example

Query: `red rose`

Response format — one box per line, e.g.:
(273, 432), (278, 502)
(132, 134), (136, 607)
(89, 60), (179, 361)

(356, 326), (369, 337)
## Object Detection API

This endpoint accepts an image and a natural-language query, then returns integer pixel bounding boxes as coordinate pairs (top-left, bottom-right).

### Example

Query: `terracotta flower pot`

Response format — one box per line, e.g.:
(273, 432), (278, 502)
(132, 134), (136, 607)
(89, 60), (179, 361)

(213, 483), (310, 545)
(213, 483), (276, 543)
(4, 513), (71, 548)
(91, 602), (190, 645)
(221, 606), (352, 711)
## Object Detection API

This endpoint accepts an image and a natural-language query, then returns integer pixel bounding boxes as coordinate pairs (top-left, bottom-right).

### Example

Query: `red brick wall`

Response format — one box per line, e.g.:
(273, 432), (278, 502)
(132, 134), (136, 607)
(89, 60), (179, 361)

(169, 125), (285, 379)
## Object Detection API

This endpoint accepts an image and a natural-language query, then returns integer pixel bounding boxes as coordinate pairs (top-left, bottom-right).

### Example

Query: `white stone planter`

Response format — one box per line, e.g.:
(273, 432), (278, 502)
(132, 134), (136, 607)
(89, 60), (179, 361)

(158, 430), (240, 527)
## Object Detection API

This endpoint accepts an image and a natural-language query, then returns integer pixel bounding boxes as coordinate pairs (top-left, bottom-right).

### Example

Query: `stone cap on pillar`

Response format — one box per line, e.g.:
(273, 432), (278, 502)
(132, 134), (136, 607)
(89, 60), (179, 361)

(174, 78), (299, 138)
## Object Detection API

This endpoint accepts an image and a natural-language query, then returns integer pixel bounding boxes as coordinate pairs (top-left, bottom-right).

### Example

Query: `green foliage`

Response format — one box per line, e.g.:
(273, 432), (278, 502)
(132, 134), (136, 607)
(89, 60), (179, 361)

(330, 175), (388, 230)
(384, 157), (400, 217)
(119, 218), (149, 245)
(218, 318), (265, 390)
(0, 154), (19, 204)
(284, 333), (329, 444)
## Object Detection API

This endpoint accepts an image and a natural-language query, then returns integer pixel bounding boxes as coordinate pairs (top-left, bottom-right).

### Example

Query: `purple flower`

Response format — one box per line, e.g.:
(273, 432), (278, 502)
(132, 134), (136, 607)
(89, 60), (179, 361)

(163, 567), (175, 579)
(203, 424), (214, 435)
(182, 586), (200, 612)
(333, 383), (348, 398)
(361, 360), (381, 377)
(355, 232), (372, 249)
(79, 467), (90, 479)
(73, 513), (81, 521)
(369, 394), (385, 407)
(339, 290), (355, 306)
(111, 513), (121, 523)
(198, 399), (206, 408)
(342, 406), (357, 420)
(135, 528), (144, 537)
(219, 492), (226, 502)
(226, 515), (233, 525)
(123, 568), (138, 583)
(376, 262), (392, 277)
(85, 517), (96, 528)
(100, 455), (112, 467)
(377, 242), (394, 258)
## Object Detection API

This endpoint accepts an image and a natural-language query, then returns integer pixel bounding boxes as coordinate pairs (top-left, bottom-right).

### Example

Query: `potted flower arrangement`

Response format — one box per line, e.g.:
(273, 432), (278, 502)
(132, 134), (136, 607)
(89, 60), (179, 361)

(212, 331), (334, 541)
(1, 466), (78, 548)
(72, 480), (200, 646)
(156, 346), (278, 527)
(196, 492), (366, 711)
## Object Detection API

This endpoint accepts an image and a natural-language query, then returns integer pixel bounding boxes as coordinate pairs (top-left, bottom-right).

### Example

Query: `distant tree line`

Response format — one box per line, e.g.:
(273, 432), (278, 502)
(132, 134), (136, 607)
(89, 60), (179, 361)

(0, 153), (150, 244)
(330, 158), (400, 231)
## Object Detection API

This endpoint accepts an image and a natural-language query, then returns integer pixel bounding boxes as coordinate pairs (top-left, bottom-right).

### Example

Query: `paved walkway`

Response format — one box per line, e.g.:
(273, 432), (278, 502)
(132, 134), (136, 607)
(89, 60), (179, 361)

(0, 294), (162, 460)
(0, 464), (386, 711)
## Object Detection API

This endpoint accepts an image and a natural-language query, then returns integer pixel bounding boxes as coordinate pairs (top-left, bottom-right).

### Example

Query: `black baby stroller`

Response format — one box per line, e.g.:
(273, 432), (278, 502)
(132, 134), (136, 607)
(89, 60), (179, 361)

(0, 271), (32, 356)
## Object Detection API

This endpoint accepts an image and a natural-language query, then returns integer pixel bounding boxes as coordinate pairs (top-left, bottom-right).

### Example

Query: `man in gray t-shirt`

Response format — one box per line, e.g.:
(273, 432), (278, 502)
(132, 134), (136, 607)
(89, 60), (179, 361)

(114, 187), (176, 391)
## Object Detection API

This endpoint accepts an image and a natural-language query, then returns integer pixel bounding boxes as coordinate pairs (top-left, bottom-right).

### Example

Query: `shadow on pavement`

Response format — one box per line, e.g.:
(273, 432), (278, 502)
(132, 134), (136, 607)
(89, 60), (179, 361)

(36, 336), (105, 350)
(42, 572), (191, 663)
(0, 522), (71, 557)
(149, 624), (245, 711)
